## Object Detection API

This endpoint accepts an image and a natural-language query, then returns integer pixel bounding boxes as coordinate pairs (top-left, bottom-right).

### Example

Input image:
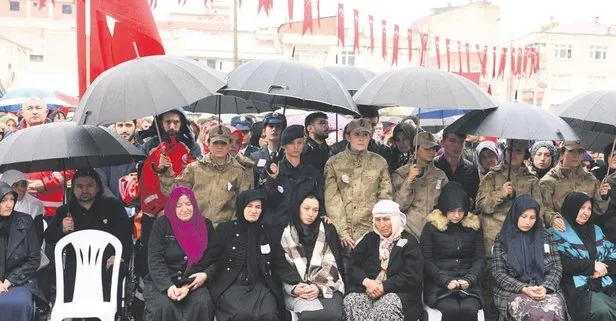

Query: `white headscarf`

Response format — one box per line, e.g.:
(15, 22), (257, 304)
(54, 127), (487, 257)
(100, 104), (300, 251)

(0, 170), (26, 186)
(372, 200), (407, 281)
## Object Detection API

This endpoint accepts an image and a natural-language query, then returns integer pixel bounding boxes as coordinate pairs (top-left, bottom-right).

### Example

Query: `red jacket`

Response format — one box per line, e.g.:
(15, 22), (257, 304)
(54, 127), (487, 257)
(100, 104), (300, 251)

(27, 170), (74, 217)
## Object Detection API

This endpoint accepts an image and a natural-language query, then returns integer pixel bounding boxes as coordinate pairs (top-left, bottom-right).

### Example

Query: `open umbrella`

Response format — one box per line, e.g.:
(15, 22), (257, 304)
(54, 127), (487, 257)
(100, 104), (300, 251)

(322, 65), (376, 94)
(221, 59), (360, 116)
(0, 88), (75, 112)
(0, 122), (145, 173)
(183, 95), (274, 115)
(73, 55), (226, 126)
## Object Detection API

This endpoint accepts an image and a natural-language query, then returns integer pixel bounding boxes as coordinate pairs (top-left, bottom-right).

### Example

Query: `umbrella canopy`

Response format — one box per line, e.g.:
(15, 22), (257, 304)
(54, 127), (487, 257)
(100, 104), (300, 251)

(322, 65), (376, 94)
(445, 102), (579, 141)
(74, 55), (226, 125)
(0, 122), (145, 172)
(353, 67), (497, 110)
(183, 95), (274, 115)
(554, 90), (616, 151)
(221, 59), (360, 116)
(0, 88), (75, 112)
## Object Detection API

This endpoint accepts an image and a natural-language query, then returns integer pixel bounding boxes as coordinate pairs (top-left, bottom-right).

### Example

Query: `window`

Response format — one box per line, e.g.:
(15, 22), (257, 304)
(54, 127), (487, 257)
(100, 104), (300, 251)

(62, 4), (72, 14)
(206, 59), (217, 69)
(340, 51), (355, 66)
(550, 73), (572, 91)
(9, 1), (19, 11)
(553, 44), (572, 59)
(589, 45), (607, 61)
(29, 55), (44, 62)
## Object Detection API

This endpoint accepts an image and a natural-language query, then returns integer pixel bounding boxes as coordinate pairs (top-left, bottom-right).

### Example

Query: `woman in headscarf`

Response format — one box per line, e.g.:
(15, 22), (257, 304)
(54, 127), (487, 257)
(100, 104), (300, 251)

(475, 141), (502, 178)
(551, 192), (616, 321)
(144, 186), (214, 321)
(0, 182), (44, 321)
(387, 122), (418, 174)
(492, 195), (565, 321)
(196, 189), (281, 321)
(274, 193), (345, 321)
(343, 200), (423, 321)
(529, 141), (559, 179)
(421, 182), (484, 321)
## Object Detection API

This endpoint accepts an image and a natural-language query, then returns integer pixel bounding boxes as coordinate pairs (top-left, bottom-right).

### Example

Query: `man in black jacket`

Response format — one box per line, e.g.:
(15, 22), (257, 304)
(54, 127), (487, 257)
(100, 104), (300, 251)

(302, 112), (330, 174)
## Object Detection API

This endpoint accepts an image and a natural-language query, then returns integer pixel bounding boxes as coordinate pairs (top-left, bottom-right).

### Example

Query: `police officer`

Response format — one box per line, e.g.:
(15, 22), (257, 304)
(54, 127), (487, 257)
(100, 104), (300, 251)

(231, 115), (259, 157)
(249, 112), (287, 187)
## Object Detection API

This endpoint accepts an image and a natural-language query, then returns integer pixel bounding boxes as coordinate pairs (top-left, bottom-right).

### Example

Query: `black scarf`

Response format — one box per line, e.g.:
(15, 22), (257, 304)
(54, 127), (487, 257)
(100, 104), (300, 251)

(235, 190), (266, 284)
(561, 192), (596, 260)
(499, 195), (545, 284)
(290, 191), (322, 246)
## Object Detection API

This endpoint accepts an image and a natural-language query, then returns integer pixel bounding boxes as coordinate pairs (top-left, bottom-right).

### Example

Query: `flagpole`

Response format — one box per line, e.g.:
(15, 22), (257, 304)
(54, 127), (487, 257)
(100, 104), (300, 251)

(85, 0), (91, 87)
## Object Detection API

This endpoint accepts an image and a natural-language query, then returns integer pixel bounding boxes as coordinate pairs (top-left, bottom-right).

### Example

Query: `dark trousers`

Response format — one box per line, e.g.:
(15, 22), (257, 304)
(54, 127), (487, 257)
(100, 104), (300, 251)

(435, 296), (481, 321)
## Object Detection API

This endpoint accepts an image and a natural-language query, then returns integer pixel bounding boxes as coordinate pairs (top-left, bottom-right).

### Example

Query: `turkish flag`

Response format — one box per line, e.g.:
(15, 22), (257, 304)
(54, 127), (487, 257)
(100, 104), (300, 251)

(353, 9), (359, 53)
(302, 0), (313, 36)
(337, 3), (344, 47)
(77, 0), (165, 97)
(522, 47), (529, 76)
(475, 45), (487, 76)
(497, 47), (507, 79)
(381, 20), (387, 59)
(464, 42), (470, 73)
(510, 47), (516, 76)
(487, 84), (492, 95)
(453, 72), (481, 85)
(457, 41), (462, 73)
(529, 48), (536, 75)
(535, 46), (540, 74)
(445, 39), (451, 72)
(40, 0), (47, 10)
(391, 24), (399, 65)
(316, 0), (320, 26)
(419, 33), (428, 66)
(492, 46), (496, 79)
(435, 36), (441, 69)
(258, 0), (272, 15)
(369, 15), (374, 53)
(516, 47), (523, 77)
(407, 29), (413, 63)
(288, 0), (293, 22)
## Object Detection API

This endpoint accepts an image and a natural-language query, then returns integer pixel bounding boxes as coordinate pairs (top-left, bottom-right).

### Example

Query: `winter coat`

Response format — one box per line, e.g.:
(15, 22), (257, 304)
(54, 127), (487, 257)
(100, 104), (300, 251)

(540, 165), (610, 226)
(420, 210), (484, 307)
(433, 155), (480, 207)
(392, 162), (449, 238)
(301, 136), (330, 174)
(159, 154), (253, 226)
(347, 231), (424, 321)
(491, 231), (565, 321)
(476, 163), (544, 257)
(324, 149), (393, 240)
(597, 172), (616, 242)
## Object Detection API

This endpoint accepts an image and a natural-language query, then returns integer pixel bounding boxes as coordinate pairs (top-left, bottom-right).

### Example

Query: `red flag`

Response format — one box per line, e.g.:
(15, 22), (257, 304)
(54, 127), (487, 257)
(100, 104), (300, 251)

(464, 42), (470, 73)
(492, 46), (496, 79)
(510, 47), (515, 75)
(487, 84), (492, 95)
(337, 3), (344, 47)
(453, 72), (481, 85)
(369, 15), (374, 53)
(77, 0), (165, 97)
(535, 46), (540, 74)
(258, 0), (272, 15)
(316, 0), (320, 26)
(476, 45), (487, 76)
(516, 47), (522, 77)
(529, 48), (536, 75)
(522, 47), (529, 76)
(302, 0), (313, 36)
(457, 41), (462, 73)
(353, 9), (359, 53)
(391, 24), (399, 65)
(435, 36), (441, 69)
(39, 0), (47, 10)
(381, 20), (387, 59)
(445, 39), (451, 72)
(407, 28), (413, 63)
(287, 0), (293, 22)
(419, 33), (428, 66)
(497, 47), (507, 79)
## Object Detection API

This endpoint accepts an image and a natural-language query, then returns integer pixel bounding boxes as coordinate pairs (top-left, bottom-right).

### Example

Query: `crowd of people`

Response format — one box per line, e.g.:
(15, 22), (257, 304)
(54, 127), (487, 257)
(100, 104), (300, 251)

(0, 96), (615, 321)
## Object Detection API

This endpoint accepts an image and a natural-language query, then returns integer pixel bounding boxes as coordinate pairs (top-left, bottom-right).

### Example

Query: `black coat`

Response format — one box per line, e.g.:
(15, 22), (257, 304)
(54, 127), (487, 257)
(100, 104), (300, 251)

(433, 155), (480, 207)
(272, 222), (345, 285)
(146, 215), (214, 293)
(250, 146), (278, 187)
(348, 231), (423, 321)
(259, 158), (325, 230)
(419, 210), (485, 307)
(301, 137), (330, 174)
(193, 220), (283, 306)
(329, 139), (392, 162)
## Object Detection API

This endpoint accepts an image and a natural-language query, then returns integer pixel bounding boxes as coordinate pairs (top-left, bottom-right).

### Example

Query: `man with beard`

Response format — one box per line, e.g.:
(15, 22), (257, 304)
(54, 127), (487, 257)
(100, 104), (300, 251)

(301, 112), (330, 174)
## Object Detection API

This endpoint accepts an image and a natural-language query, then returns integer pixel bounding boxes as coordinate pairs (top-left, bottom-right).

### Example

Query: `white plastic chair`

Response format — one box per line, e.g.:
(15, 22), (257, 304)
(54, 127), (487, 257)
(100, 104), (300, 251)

(41, 219), (48, 251)
(424, 305), (485, 321)
(50, 229), (123, 321)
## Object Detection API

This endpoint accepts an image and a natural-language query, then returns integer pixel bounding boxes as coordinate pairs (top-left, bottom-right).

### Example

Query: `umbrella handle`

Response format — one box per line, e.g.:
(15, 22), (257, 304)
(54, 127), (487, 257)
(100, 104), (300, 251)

(603, 137), (616, 183)
(153, 115), (164, 155)
(413, 108), (421, 164)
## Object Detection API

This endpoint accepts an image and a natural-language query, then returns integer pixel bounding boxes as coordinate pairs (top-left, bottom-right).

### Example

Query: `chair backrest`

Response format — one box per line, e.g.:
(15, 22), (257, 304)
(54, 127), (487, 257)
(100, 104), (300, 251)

(41, 219), (48, 250)
(53, 229), (123, 307)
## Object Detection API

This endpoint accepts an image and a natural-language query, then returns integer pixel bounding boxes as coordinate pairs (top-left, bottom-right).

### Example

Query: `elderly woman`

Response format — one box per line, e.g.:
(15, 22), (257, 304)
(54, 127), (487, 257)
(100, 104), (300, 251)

(475, 141), (501, 178)
(0, 182), (43, 321)
(492, 195), (565, 321)
(144, 186), (214, 321)
(195, 190), (281, 321)
(421, 182), (484, 321)
(343, 200), (423, 321)
(552, 192), (616, 321)
(529, 141), (559, 179)
(275, 193), (344, 321)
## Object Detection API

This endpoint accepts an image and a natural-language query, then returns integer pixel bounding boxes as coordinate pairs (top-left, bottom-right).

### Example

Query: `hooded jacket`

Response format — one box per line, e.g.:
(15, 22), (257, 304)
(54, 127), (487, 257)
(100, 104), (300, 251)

(474, 141), (502, 177)
(388, 123), (418, 174)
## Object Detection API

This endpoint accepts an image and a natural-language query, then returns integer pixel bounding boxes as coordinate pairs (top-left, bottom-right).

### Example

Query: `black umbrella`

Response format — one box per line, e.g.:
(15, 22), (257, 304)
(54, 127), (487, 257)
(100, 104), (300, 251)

(221, 59), (360, 116)
(183, 94), (274, 115)
(0, 122), (145, 173)
(322, 65), (376, 95)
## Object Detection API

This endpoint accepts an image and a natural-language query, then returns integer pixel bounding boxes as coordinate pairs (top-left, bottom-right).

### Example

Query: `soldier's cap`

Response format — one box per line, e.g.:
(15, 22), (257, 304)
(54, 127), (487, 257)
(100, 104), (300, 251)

(208, 125), (232, 144)
(562, 140), (585, 152)
(347, 118), (373, 135)
(414, 132), (440, 149)
(505, 139), (530, 150)
(263, 112), (287, 125)
(230, 115), (253, 131)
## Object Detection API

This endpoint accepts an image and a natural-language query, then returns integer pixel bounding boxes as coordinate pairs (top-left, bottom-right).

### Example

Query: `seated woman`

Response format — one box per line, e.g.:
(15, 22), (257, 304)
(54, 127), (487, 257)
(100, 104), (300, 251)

(275, 193), (345, 321)
(552, 192), (616, 321)
(143, 186), (214, 321)
(492, 195), (566, 321)
(0, 182), (44, 321)
(196, 190), (281, 321)
(420, 182), (484, 321)
(344, 200), (423, 321)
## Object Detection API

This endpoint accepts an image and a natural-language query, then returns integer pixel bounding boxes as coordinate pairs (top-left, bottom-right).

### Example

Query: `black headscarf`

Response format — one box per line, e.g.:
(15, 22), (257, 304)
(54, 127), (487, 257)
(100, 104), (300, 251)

(0, 182), (16, 282)
(561, 192), (596, 259)
(499, 195), (545, 284)
(436, 181), (469, 217)
(235, 189), (266, 284)
(291, 192), (322, 246)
